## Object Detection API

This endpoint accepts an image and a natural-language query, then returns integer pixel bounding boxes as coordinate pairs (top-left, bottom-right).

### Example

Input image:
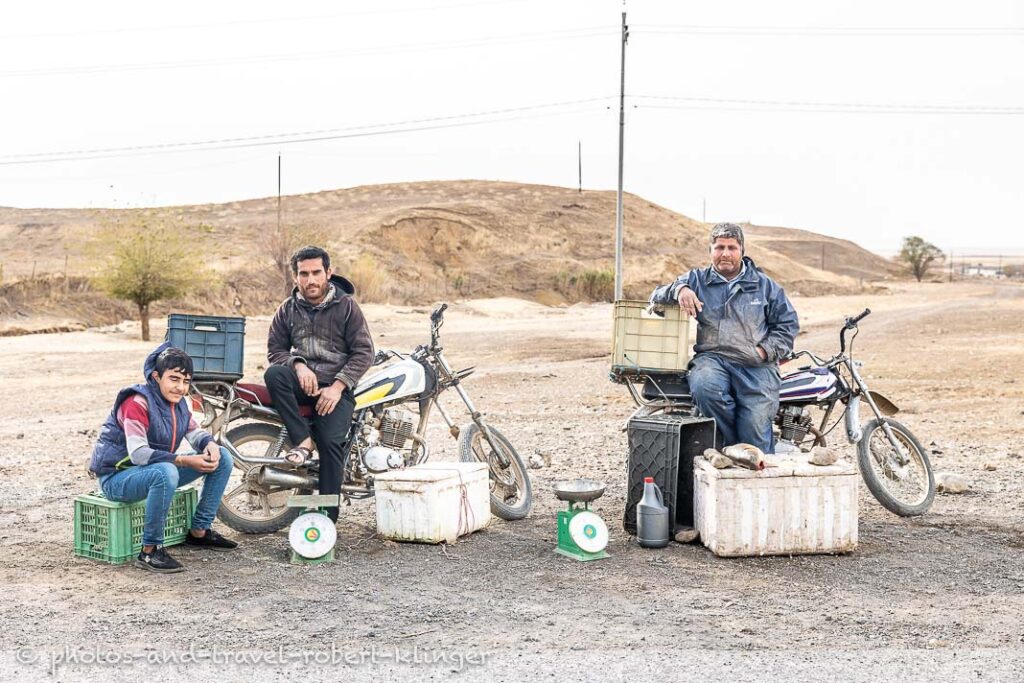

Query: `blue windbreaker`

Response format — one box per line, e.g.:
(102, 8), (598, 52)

(649, 256), (799, 366)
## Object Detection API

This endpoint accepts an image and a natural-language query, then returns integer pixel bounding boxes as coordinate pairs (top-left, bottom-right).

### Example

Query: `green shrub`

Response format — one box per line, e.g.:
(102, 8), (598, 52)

(555, 267), (614, 302)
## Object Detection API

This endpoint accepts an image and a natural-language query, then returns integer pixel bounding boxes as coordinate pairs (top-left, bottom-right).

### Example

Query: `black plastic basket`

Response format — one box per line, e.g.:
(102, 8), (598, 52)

(623, 413), (715, 534)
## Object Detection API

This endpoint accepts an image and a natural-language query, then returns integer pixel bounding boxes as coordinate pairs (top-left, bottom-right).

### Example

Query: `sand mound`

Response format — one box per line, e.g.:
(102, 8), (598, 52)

(0, 181), (897, 332)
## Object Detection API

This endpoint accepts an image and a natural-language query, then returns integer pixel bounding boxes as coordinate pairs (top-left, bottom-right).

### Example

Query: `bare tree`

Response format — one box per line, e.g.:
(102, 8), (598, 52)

(93, 214), (208, 341)
(898, 236), (944, 282)
(261, 222), (322, 298)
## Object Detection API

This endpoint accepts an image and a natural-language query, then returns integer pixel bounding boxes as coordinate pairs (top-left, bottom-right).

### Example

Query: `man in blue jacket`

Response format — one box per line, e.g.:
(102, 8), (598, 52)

(650, 223), (799, 453)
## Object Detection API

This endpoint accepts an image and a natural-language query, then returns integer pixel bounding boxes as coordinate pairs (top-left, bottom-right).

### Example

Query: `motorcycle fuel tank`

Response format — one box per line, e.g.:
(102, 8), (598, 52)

(780, 366), (838, 403)
(354, 358), (427, 409)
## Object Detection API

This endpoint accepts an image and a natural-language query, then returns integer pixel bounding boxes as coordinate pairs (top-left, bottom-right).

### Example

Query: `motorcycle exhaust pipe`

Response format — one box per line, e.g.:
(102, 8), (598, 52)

(256, 466), (319, 489)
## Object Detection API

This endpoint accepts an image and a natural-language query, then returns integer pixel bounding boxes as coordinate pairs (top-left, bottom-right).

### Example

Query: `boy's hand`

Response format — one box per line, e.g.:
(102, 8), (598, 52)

(294, 363), (321, 397)
(202, 442), (221, 465)
(181, 454), (217, 473)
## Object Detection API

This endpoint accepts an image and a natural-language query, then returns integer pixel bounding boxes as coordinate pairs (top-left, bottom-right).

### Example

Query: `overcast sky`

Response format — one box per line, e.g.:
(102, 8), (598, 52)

(2, 0), (1022, 254)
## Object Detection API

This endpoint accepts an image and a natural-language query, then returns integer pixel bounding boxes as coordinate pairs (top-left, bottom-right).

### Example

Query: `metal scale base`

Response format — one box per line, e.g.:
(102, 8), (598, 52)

(287, 494), (341, 566)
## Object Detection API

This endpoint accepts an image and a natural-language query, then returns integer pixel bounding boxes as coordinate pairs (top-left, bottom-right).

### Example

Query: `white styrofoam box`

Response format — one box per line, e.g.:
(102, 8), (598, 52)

(693, 455), (859, 557)
(373, 462), (491, 544)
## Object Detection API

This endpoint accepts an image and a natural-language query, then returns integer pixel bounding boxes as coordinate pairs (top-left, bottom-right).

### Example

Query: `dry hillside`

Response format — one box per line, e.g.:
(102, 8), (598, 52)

(0, 181), (894, 331)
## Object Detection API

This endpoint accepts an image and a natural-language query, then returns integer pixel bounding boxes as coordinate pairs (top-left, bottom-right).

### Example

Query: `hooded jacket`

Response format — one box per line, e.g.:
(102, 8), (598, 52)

(649, 256), (799, 367)
(89, 342), (211, 477)
(267, 274), (374, 388)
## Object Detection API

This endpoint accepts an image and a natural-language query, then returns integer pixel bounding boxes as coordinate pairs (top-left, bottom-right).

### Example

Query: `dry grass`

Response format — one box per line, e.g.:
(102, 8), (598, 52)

(347, 254), (388, 303)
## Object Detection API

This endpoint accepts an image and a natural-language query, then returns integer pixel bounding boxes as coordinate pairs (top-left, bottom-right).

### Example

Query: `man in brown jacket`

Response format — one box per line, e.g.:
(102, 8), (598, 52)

(265, 245), (374, 521)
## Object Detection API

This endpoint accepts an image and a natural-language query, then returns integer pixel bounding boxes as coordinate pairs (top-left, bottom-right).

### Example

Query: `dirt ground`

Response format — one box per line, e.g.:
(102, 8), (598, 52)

(1, 280), (1022, 682)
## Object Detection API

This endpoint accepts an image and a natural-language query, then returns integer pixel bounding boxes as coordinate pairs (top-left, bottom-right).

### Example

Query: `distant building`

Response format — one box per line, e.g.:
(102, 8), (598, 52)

(960, 263), (1006, 279)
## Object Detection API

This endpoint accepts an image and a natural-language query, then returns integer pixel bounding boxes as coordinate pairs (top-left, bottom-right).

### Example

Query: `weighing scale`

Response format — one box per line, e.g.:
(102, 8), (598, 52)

(553, 479), (610, 562)
(286, 494), (341, 566)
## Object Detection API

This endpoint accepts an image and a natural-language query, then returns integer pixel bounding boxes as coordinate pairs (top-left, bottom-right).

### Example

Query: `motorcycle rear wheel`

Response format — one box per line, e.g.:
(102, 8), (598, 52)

(458, 423), (532, 521)
(216, 422), (312, 534)
(857, 417), (935, 517)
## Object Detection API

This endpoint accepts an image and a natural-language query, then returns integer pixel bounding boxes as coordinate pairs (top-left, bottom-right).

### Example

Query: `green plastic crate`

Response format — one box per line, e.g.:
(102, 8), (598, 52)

(73, 487), (198, 564)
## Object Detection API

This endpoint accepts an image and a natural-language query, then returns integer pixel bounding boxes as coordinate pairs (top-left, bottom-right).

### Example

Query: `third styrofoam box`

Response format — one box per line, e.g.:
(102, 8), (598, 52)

(373, 462), (491, 544)
(693, 455), (859, 557)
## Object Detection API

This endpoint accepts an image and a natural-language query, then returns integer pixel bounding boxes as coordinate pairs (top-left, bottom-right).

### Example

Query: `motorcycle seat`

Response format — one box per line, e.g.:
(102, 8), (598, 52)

(236, 383), (316, 418)
(641, 372), (691, 401)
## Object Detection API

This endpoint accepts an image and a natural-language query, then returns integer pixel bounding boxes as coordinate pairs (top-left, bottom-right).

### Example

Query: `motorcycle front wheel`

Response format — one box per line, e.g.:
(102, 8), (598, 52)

(857, 417), (935, 517)
(216, 422), (311, 534)
(458, 423), (533, 521)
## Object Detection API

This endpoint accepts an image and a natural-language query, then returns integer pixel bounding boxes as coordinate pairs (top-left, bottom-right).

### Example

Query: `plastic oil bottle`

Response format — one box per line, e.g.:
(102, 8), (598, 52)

(636, 477), (670, 548)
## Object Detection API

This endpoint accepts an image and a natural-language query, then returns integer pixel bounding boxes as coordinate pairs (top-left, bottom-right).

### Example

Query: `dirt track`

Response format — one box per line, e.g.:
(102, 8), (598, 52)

(1, 281), (1023, 682)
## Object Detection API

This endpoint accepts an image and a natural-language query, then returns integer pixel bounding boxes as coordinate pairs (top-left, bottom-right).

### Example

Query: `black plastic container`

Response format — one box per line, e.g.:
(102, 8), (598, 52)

(623, 413), (716, 535)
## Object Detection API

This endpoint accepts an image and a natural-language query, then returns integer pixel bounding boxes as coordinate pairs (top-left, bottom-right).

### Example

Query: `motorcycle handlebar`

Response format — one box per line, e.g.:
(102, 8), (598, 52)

(431, 303), (448, 323)
(840, 308), (869, 353)
(846, 308), (871, 328)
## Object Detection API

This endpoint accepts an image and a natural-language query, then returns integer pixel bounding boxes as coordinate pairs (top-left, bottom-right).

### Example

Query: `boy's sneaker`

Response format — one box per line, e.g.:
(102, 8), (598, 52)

(184, 528), (238, 551)
(136, 547), (185, 573)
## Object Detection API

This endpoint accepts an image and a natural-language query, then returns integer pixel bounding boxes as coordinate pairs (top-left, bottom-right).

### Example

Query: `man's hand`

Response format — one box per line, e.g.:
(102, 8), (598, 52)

(756, 345), (768, 361)
(178, 454), (217, 473)
(316, 381), (346, 416)
(677, 286), (704, 318)
(295, 362), (320, 397)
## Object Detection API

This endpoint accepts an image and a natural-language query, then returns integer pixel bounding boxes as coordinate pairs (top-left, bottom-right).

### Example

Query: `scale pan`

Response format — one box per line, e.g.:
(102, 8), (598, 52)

(553, 478), (606, 503)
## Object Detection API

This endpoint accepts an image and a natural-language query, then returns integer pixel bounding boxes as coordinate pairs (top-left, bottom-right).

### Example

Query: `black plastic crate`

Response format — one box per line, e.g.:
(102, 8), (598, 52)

(623, 413), (715, 534)
(166, 314), (246, 381)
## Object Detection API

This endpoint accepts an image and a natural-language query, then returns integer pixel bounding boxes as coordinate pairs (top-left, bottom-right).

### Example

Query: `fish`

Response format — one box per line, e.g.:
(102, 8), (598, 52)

(721, 443), (767, 471)
(704, 448), (733, 469)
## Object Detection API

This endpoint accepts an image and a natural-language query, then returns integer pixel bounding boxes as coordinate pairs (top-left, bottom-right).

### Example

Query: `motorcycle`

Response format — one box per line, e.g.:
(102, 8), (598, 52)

(620, 308), (936, 517)
(191, 303), (533, 534)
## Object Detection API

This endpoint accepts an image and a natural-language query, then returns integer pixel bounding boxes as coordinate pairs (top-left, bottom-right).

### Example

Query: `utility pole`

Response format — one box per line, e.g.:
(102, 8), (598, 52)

(948, 249), (953, 282)
(277, 154), (282, 235)
(821, 244), (826, 271)
(578, 140), (582, 194)
(614, 11), (628, 300)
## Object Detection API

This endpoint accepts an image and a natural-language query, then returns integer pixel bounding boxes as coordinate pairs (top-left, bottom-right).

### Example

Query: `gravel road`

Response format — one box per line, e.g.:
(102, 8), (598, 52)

(1, 282), (1022, 682)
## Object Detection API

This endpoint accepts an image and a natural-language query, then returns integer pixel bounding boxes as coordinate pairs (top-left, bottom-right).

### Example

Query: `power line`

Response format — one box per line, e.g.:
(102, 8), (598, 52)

(0, 27), (616, 78)
(0, 0), (537, 40)
(631, 94), (1024, 115)
(632, 24), (1024, 36)
(0, 97), (615, 166)
(637, 104), (1024, 116)
(0, 153), (268, 183)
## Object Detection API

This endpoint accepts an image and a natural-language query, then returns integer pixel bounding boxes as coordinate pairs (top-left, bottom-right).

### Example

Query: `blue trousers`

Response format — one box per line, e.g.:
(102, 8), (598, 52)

(99, 447), (234, 546)
(688, 354), (781, 454)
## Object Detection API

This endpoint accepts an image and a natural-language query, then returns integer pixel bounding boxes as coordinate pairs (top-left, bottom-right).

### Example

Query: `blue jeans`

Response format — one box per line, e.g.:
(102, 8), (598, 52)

(99, 447), (233, 546)
(688, 353), (781, 454)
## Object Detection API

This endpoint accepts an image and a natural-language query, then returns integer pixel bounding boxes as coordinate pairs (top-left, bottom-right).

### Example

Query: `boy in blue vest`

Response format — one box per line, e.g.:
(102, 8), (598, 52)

(89, 342), (238, 573)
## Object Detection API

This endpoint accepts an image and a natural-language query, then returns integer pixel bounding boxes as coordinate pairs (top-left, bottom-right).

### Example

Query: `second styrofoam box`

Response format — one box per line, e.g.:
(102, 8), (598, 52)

(694, 455), (859, 557)
(374, 462), (491, 544)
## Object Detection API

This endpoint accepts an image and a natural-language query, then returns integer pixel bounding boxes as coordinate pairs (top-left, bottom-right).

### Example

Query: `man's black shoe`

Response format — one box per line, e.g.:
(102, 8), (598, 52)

(184, 528), (239, 551)
(135, 547), (185, 573)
